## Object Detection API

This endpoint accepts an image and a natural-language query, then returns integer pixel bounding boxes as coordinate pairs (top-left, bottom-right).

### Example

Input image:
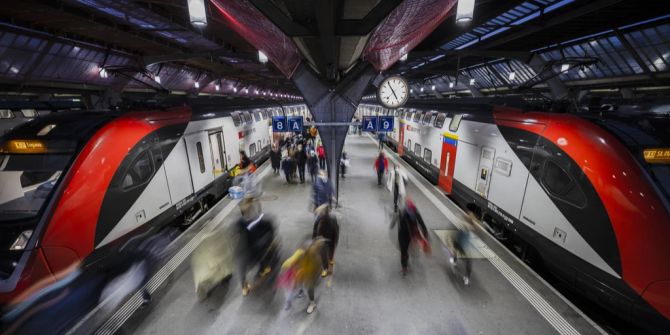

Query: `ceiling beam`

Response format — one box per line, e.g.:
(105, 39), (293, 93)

(248, 0), (315, 36)
(336, 0), (403, 36)
(316, 0), (339, 81)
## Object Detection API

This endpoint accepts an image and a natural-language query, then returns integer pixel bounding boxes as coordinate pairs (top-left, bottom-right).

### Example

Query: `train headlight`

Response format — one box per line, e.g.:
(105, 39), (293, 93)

(9, 230), (33, 251)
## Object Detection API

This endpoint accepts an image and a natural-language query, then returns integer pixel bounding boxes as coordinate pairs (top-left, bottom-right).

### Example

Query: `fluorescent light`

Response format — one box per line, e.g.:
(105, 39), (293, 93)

(560, 63), (570, 72)
(420, 87), (424, 92)
(431, 85), (436, 90)
(449, 82), (454, 88)
(410, 89), (413, 93)
(233, 87), (238, 93)
(469, 78), (475, 85)
(508, 71), (516, 81)
(99, 68), (108, 78)
(215, 84), (220, 91)
(258, 50), (268, 64)
(188, 0), (207, 28)
(400, 53), (408, 62)
(194, 81), (200, 89)
(155, 75), (161, 84)
(456, 0), (475, 23)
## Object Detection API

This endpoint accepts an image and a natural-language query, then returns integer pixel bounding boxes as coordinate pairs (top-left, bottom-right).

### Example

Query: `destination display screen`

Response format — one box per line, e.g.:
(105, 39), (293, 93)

(643, 148), (670, 164)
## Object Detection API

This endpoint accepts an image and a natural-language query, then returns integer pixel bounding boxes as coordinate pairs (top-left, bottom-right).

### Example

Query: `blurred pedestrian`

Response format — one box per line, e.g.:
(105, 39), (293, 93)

(308, 150), (318, 182)
(446, 208), (478, 285)
(388, 165), (408, 212)
(239, 150), (253, 170)
(312, 170), (334, 209)
(296, 144), (307, 184)
(281, 155), (294, 184)
(235, 198), (278, 296)
(317, 143), (326, 170)
(270, 145), (281, 175)
(339, 152), (349, 179)
(294, 238), (326, 314)
(373, 151), (388, 186)
(391, 198), (429, 275)
(312, 204), (339, 277)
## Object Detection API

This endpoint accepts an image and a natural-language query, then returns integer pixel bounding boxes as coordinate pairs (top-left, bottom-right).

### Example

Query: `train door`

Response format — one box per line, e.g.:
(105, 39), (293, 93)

(398, 121), (405, 155)
(209, 131), (226, 177)
(438, 133), (458, 194)
(475, 146), (495, 198)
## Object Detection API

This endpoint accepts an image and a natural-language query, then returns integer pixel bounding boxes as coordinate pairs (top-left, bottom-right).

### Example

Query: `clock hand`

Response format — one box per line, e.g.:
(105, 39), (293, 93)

(388, 82), (399, 101)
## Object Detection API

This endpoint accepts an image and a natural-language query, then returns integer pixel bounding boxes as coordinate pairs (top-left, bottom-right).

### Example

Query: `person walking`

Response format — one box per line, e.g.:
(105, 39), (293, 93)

(446, 208), (477, 285)
(296, 144), (307, 184)
(389, 165), (408, 212)
(339, 152), (348, 179)
(312, 204), (339, 278)
(239, 150), (253, 170)
(281, 155), (294, 184)
(317, 143), (326, 170)
(295, 238), (326, 314)
(307, 150), (319, 182)
(312, 170), (334, 209)
(373, 151), (388, 186)
(391, 198), (429, 275)
(235, 199), (278, 296)
(270, 145), (281, 175)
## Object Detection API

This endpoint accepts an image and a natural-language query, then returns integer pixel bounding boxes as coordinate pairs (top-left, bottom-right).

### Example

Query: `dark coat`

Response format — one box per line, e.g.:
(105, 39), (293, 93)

(270, 150), (281, 168)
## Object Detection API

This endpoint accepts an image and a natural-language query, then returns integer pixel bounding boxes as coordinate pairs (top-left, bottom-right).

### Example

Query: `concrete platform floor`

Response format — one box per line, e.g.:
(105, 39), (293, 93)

(119, 135), (603, 335)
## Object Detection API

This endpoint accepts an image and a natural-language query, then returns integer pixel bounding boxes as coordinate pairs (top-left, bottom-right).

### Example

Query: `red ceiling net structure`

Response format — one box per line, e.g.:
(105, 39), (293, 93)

(363, 0), (457, 71)
(210, 0), (302, 78)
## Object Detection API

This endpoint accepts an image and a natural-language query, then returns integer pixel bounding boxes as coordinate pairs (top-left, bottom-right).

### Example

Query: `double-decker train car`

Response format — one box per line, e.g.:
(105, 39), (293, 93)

(361, 100), (670, 334)
(0, 102), (300, 304)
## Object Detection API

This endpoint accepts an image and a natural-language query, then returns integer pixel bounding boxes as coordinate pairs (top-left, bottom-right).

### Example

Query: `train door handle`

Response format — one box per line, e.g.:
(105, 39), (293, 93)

(522, 216), (536, 225)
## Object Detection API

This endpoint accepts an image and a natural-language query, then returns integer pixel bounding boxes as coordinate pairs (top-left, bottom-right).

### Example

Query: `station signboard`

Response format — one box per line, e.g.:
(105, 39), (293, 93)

(362, 116), (378, 132)
(272, 116), (287, 132)
(378, 116), (394, 132)
(287, 116), (304, 132)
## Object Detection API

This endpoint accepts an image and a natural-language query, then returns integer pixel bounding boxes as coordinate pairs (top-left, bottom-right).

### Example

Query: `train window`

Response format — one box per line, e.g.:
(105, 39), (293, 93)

(231, 112), (242, 127)
(542, 160), (586, 207)
(257, 140), (262, 151)
(423, 148), (432, 163)
(0, 109), (14, 118)
(422, 113), (432, 125)
(449, 114), (463, 132)
(429, 113), (437, 126)
(196, 142), (206, 173)
(242, 111), (252, 124)
(249, 143), (257, 156)
(20, 109), (38, 118)
(414, 143), (421, 156)
(413, 111), (423, 122)
(435, 113), (447, 128)
(407, 139), (411, 149)
(122, 151), (154, 189)
(262, 110), (269, 120)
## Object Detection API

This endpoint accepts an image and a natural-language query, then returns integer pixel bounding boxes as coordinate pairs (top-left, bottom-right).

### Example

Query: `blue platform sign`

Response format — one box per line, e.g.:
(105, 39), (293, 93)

(362, 116), (378, 132)
(378, 116), (394, 132)
(272, 116), (287, 132)
(287, 116), (304, 132)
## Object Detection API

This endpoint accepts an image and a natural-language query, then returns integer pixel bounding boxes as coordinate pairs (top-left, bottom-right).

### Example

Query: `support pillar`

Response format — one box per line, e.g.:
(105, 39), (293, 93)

(291, 62), (376, 201)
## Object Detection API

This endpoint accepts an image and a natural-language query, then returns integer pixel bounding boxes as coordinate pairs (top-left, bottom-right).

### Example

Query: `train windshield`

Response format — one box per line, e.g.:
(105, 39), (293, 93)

(595, 117), (670, 205)
(0, 153), (72, 222)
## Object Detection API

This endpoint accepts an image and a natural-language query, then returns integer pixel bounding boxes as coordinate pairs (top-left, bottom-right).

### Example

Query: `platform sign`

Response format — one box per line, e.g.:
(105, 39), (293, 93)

(272, 116), (287, 132)
(362, 116), (378, 132)
(287, 116), (304, 132)
(378, 116), (394, 132)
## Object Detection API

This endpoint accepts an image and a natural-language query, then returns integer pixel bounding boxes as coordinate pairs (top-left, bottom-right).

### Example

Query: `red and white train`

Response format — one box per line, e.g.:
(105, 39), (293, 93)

(360, 100), (670, 333)
(0, 102), (305, 304)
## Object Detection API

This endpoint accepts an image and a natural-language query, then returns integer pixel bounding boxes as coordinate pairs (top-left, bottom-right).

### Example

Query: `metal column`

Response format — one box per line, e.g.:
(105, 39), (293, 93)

(291, 61), (376, 201)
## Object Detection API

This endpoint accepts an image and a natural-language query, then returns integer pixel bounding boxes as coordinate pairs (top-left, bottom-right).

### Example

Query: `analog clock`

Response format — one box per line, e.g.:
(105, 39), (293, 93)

(377, 75), (409, 109)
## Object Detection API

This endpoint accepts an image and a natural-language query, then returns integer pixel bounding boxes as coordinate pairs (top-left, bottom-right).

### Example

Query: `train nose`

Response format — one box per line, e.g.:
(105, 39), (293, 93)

(643, 280), (670, 321)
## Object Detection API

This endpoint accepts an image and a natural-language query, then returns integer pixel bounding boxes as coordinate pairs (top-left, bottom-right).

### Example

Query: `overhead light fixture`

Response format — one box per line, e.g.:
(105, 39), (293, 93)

(420, 87), (424, 92)
(233, 87), (238, 93)
(194, 81), (200, 89)
(244, 88), (249, 93)
(560, 63), (570, 72)
(400, 53), (408, 62)
(215, 84), (220, 91)
(188, 0), (207, 28)
(155, 75), (161, 84)
(449, 82), (454, 88)
(469, 78), (475, 85)
(456, 0), (475, 23)
(431, 85), (436, 90)
(508, 71), (516, 81)
(410, 89), (413, 93)
(258, 50), (268, 64)
(99, 68), (108, 78)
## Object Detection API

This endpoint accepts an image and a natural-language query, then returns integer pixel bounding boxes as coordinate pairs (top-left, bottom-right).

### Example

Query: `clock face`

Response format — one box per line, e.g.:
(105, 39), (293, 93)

(377, 76), (409, 109)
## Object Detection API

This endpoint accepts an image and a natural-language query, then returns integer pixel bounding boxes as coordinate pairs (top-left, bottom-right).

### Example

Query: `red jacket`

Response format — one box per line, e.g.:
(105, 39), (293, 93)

(317, 146), (325, 158)
(374, 155), (388, 172)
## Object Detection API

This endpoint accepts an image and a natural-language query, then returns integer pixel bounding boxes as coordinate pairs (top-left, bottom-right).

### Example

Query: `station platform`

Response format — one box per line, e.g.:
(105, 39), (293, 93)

(105, 135), (605, 335)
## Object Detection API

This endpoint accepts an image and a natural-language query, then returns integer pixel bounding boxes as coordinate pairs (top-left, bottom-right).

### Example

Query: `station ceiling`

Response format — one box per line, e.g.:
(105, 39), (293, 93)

(0, 0), (668, 101)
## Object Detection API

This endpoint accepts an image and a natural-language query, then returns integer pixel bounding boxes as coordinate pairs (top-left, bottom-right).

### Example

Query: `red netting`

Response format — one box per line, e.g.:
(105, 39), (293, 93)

(363, 0), (457, 71)
(210, 0), (302, 78)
